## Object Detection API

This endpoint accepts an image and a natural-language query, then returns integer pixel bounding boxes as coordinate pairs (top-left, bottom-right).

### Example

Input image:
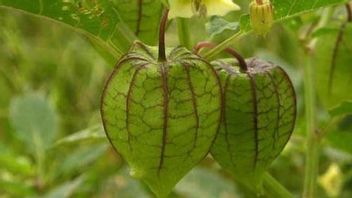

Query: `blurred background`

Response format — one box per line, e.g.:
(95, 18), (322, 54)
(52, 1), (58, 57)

(0, 1), (352, 197)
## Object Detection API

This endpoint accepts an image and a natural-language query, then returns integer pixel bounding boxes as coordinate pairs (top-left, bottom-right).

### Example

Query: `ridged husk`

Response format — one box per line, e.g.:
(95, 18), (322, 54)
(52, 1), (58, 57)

(211, 58), (296, 190)
(101, 41), (222, 198)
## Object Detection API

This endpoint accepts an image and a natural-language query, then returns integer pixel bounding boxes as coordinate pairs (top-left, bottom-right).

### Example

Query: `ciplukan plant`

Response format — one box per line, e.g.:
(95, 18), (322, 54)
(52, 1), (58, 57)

(101, 1), (296, 197)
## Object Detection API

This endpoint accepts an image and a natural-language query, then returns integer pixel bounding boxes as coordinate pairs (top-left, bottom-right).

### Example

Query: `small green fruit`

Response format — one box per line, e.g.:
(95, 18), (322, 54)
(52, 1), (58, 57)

(211, 58), (296, 190)
(101, 41), (222, 198)
(250, 0), (274, 35)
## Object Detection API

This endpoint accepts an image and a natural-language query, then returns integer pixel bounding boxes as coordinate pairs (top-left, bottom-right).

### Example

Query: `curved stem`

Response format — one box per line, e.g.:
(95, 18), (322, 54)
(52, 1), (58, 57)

(194, 41), (248, 71)
(193, 41), (213, 54)
(158, 9), (169, 62)
(263, 173), (293, 198)
(225, 48), (248, 72)
(203, 31), (245, 60)
(176, 18), (192, 49)
(237, 173), (293, 198)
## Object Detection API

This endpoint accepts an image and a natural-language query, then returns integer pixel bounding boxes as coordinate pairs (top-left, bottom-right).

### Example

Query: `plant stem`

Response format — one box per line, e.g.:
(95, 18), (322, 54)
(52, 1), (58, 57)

(238, 173), (293, 198)
(263, 173), (293, 198)
(176, 18), (192, 49)
(302, 8), (332, 198)
(203, 31), (245, 60)
(303, 53), (319, 198)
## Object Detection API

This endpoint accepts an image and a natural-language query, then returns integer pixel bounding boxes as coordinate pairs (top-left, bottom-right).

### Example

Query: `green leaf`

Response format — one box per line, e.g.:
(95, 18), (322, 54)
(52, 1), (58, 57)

(240, 0), (348, 32)
(100, 167), (151, 198)
(315, 23), (352, 108)
(56, 144), (108, 177)
(43, 176), (84, 198)
(9, 93), (59, 153)
(0, 0), (163, 58)
(329, 101), (352, 117)
(0, 154), (33, 176)
(54, 125), (106, 147)
(0, 179), (35, 197)
(111, 0), (163, 45)
(312, 27), (340, 37)
(327, 115), (352, 155)
(175, 167), (240, 198)
(0, 142), (34, 176)
(206, 16), (239, 38)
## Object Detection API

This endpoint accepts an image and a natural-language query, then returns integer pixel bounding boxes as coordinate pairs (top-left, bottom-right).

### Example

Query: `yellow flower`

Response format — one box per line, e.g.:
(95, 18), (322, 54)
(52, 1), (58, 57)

(318, 163), (343, 197)
(169, 0), (240, 18)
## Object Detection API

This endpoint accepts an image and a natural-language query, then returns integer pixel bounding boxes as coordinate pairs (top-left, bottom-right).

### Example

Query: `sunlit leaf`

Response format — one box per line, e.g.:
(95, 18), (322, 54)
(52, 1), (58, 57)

(54, 125), (106, 147)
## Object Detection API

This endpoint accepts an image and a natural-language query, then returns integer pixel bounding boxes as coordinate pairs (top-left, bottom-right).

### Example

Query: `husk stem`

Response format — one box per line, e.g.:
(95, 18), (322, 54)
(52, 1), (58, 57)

(158, 9), (169, 62)
(193, 41), (248, 71)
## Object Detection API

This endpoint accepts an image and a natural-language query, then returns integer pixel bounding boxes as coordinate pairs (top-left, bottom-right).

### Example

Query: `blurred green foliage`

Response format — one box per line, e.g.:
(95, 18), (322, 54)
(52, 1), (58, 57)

(0, 0), (352, 198)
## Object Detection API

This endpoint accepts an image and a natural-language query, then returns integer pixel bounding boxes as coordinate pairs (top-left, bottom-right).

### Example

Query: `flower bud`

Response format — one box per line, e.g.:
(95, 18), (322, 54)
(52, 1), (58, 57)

(250, 0), (274, 35)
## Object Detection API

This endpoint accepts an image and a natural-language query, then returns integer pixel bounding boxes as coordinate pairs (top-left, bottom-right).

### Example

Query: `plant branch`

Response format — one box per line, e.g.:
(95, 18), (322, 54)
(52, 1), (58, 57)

(176, 18), (192, 49)
(203, 31), (246, 60)
(237, 172), (293, 198)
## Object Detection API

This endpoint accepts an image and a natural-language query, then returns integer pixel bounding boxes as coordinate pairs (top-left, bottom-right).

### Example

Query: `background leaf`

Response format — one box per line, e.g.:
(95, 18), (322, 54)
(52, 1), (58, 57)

(326, 115), (352, 155)
(315, 23), (352, 108)
(175, 167), (241, 198)
(9, 93), (59, 153)
(54, 125), (106, 147)
(206, 16), (239, 38)
(55, 144), (108, 177)
(99, 167), (152, 198)
(43, 176), (84, 198)
(0, 0), (163, 59)
(329, 101), (352, 117)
